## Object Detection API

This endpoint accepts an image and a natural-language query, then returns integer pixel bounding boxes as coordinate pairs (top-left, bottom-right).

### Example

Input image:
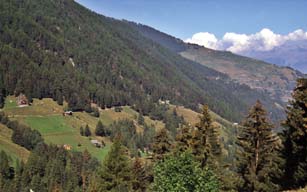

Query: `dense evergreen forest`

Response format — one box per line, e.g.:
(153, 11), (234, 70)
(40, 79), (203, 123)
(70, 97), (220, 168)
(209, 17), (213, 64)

(0, 0), (284, 122)
(1, 78), (307, 192)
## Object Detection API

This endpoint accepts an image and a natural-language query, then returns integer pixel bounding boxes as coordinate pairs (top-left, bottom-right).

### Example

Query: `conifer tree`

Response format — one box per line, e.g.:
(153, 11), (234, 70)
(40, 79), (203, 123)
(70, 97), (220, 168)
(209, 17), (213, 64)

(0, 151), (13, 190)
(208, 124), (222, 157)
(0, 75), (5, 109)
(137, 113), (145, 126)
(174, 124), (193, 153)
(152, 128), (172, 161)
(97, 136), (132, 191)
(80, 126), (84, 136)
(236, 100), (281, 192)
(280, 78), (307, 189)
(11, 160), (23, 192)
(190, 105), (213, 168)
(132, 158), (149, 192)
(84, 125), (91, 137)
(55, 90), (63, 106)
(30, 175), (45, 192)
(95, 120), (105, 136)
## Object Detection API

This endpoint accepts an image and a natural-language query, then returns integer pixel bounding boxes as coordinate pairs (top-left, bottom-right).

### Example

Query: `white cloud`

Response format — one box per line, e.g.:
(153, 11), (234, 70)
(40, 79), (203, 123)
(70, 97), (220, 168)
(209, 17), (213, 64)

(185, 32), (219, 49)
(185, 28), (307, 53)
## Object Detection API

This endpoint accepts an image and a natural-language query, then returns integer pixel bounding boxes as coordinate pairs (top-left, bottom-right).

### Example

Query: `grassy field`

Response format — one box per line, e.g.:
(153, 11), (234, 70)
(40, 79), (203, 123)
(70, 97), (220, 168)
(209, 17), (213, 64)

(3, 97), (112, 161)
(2, 96), (165, 162)
(285, 187), (307, 192)
(25, 115), (73, 135)
(5, 96), (237, 163)
(0, 124), (30, 164)
(3, 96), (18, 109)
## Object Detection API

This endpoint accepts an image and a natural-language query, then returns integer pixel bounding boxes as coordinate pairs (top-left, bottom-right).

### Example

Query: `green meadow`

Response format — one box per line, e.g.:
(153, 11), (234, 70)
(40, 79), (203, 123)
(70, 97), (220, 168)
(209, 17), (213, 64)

(2, 97), (164, 162)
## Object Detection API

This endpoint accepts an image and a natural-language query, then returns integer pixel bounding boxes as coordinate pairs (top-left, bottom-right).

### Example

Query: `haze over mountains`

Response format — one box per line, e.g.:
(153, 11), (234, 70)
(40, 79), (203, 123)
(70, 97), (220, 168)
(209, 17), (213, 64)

(243, 39), (307, 73)
(185, 28), (307, 73)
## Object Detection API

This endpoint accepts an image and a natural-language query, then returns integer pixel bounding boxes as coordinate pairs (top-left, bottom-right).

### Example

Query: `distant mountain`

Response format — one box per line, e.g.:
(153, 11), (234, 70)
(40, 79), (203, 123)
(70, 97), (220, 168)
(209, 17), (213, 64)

(241, 40), (307, 73)
(130, 23), (304, 104)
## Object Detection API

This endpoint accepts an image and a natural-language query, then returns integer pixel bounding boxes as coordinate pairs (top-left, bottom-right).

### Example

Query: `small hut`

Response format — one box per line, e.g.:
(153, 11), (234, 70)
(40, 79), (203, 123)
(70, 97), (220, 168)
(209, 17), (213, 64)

(63, 111), (73, 116)
(63, 144), (72, 150)
(90, 140), (104, 148)
(17, 93), (29, 106)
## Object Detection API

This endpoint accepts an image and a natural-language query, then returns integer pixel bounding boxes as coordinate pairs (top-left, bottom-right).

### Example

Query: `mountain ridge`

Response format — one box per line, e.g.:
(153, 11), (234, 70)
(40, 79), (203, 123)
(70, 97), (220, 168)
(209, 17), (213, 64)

(0, 0), (285, 122)
(129, 22), (304, 103)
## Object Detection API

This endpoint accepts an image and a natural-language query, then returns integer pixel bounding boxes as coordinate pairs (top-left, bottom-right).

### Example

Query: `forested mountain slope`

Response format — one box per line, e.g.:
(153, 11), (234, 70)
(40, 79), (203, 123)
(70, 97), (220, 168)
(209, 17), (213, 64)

(131, 23), (304, 103)
(0, 0), (283, 122)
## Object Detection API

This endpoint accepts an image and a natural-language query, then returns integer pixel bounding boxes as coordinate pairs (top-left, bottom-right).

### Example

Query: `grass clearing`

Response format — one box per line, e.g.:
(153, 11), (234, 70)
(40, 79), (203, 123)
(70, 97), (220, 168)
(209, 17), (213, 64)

(100, 106), (136, 125)
(2, 97), (165, 162)
(5, 98), (63, 116)
(171, 105), (236, 143)
(24, 115), (109, 161)
(25, 115), (73, 135)
(3, 95), (18, 109)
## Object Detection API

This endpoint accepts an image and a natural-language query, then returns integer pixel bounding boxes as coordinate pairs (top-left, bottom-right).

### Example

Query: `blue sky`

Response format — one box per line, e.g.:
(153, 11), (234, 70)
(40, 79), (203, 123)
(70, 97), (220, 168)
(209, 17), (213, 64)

(76, 0), (307, 40)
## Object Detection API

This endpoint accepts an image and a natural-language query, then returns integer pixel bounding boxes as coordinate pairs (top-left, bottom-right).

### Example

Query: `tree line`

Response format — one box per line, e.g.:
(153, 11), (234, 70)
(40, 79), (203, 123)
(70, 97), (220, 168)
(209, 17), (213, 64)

(1, 78), (307, 191)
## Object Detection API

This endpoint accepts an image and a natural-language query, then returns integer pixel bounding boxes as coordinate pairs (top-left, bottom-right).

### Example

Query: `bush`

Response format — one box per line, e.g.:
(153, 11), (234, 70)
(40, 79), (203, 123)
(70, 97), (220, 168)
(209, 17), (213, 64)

(153, 151), (219, 192)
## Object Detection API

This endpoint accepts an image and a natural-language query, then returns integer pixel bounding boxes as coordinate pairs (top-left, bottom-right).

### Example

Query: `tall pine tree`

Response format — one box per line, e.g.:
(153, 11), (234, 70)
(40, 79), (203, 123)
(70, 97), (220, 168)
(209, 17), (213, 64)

(84, 125), (91, 137)
(95, 120), (106, 136)
(190, 105), (213, 168)
(280, 78), (307, 189)
(174, 124), (193, 153)
(131, 158), (149, 192)
(152, 128), (172, 161)
(96, 136), (132, 191)
(208, 124), (222, 157)
(236, 100), (281, 192)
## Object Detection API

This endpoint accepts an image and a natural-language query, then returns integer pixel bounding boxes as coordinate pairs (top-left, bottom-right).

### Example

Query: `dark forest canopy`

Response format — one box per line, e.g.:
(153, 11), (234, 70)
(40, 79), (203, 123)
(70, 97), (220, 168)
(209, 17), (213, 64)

(0, 0), (284, 122)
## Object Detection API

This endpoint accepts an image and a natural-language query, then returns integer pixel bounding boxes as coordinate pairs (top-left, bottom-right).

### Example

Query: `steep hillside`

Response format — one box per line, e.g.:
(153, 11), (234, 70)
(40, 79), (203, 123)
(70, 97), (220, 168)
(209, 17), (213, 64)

(0, 123), (30, 163)
(131, 23), (304, 103)
(0, 0), (284, 122)
(180, 46), (303, 102)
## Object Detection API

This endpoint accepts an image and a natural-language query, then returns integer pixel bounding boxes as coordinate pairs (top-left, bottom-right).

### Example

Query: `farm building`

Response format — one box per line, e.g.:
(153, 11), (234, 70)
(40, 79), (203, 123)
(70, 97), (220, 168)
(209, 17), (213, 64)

(17, 93), (29, 106)
(158, 99), (170, 105)
(90, 140), (104, 148)
(63, 144), (72, 150)
(63, 111), (73, 116)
